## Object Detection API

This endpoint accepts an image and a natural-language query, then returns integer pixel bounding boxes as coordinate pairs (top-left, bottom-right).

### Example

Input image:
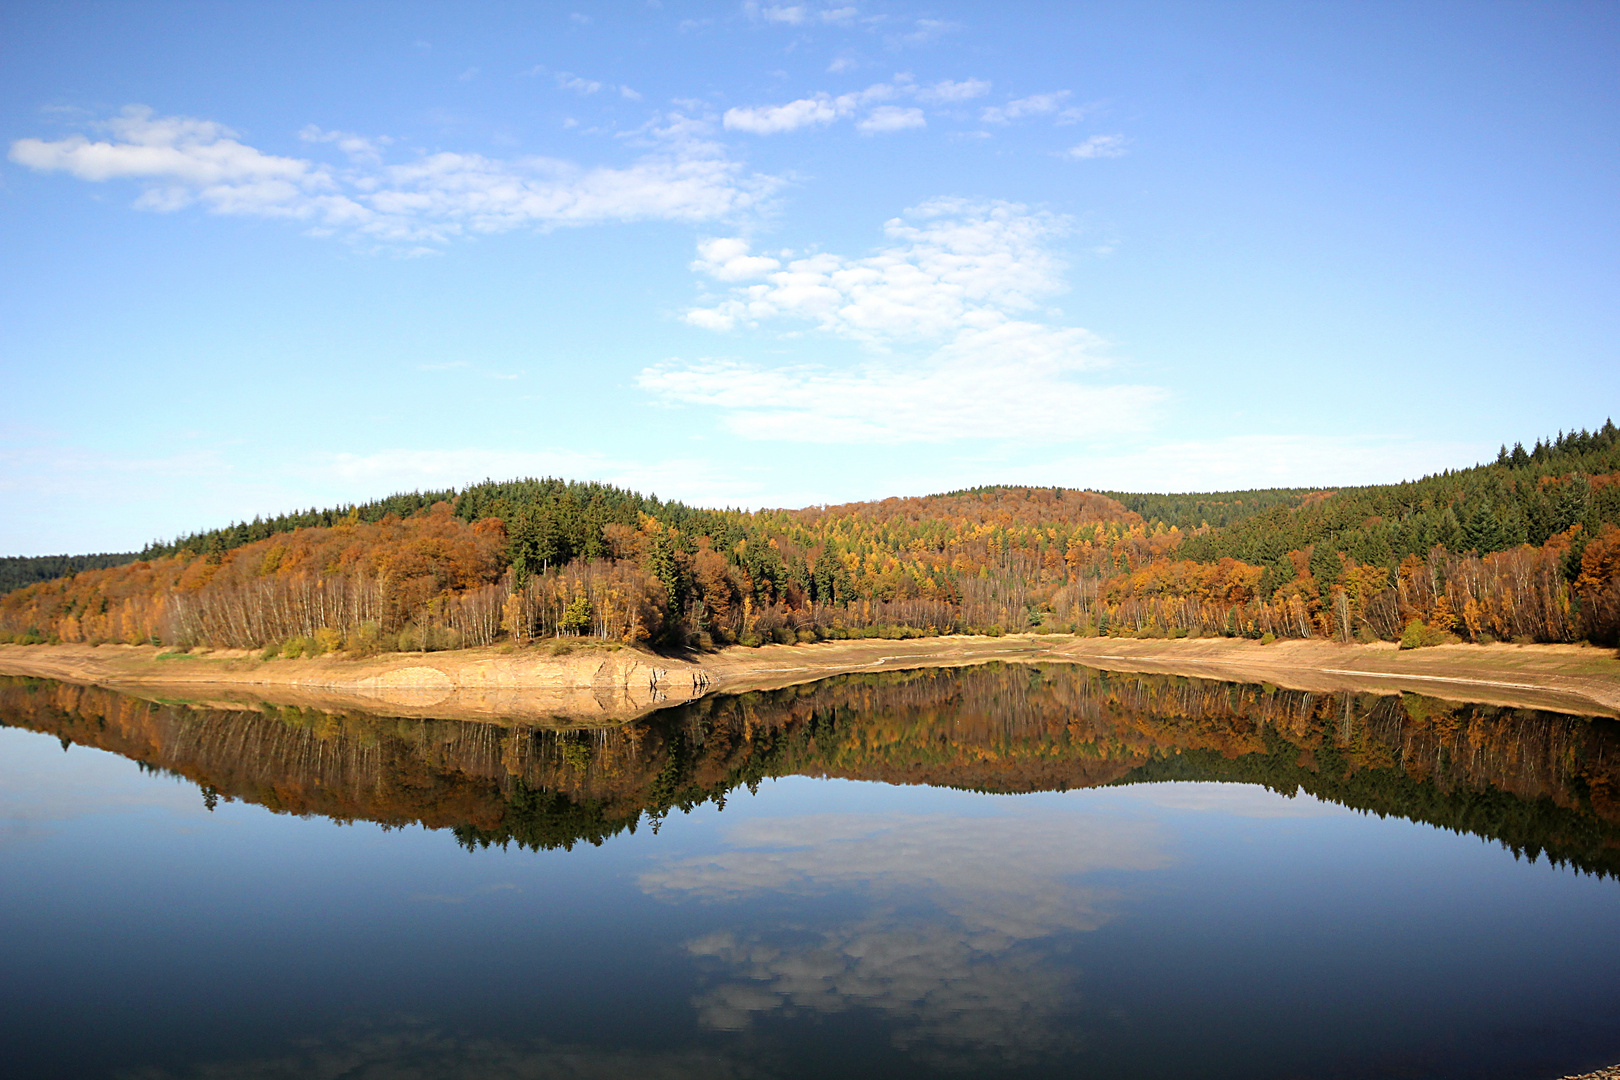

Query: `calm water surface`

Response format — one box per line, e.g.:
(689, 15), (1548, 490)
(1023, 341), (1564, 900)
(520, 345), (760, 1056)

(2, 665), (1618, 1079)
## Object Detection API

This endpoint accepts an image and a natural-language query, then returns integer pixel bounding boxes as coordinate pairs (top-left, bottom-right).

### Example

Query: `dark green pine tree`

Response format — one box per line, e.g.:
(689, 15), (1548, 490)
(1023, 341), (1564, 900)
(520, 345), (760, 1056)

(1259, 558), (1295, 600)
(1436, 507), (1464, 551)
(1552, 473), (1592, 535)
(1308, 542), (1342, 593)
(1459, 504), (1498, 554)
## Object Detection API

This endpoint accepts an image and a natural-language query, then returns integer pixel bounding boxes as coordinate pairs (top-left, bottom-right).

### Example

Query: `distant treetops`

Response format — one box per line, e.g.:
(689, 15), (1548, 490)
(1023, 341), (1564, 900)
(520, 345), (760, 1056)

(2, 422), (1617, 652)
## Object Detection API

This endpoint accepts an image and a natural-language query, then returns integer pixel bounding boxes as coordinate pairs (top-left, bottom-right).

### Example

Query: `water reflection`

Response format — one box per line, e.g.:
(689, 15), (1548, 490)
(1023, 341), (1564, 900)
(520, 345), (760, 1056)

(650, 809), (1165, 1063)
(3, 667), (1620, 1078)
(3, 665), (1617, 876)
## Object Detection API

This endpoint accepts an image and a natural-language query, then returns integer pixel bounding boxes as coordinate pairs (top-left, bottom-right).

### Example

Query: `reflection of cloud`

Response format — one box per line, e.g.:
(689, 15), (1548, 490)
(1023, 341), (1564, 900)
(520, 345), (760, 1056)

(0, 728), (204, 845)
(114, 1021), (766, 1079)
(643, 809), (1168, 1064)
(1114, 781), (1352, 818)
(641, 811), (1165, 922)
(685, 917), (1077, 1063)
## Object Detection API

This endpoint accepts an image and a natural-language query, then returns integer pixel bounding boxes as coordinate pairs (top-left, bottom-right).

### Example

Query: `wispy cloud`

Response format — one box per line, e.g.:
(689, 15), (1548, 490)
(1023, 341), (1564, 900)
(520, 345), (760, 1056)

(980, 91), (1076, 124)
(11, 106), (780, 246)
(555, 71), (604, 94)
(1065, 134), (1127, 159)
(915, 77), (991, 104)
(743, 2), (859, 26)
(298, 125), (392, 164)
(10, 108), (332, 218)
(856, 105), (925, 133)
(722, 81), (896, 134)
(724, 76), (984, 135)
(641, 198), (1163, 442)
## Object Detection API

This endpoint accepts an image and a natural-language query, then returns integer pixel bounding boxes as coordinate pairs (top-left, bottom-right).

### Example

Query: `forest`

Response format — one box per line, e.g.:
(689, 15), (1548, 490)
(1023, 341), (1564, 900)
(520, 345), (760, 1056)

(2, 422), (1618, 652)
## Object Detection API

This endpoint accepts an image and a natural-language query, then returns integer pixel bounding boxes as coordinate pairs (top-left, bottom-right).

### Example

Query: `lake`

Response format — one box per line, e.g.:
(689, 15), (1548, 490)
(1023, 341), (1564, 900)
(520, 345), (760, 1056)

(2, 664), (1618, 1079)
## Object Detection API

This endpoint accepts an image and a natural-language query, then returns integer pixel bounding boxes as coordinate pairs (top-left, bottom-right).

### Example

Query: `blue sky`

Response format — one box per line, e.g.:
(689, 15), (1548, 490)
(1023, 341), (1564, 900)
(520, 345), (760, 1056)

(2, 1), (1617, 554)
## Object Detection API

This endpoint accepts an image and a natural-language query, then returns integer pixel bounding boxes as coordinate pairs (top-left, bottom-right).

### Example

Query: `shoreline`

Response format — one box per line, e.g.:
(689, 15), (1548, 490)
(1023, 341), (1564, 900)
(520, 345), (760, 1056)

(1, 634), (1616, 724)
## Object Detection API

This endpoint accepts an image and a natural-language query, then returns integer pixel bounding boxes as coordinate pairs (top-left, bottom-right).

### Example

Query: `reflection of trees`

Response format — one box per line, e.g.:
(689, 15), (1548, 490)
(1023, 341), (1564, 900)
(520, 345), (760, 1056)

(3, 665), (1618, 873)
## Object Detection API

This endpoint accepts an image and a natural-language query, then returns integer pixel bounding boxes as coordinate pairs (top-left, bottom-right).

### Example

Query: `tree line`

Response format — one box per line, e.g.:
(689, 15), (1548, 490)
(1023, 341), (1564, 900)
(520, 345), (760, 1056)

(1, 422), (1618, 651)
(0, 553), (141, 595)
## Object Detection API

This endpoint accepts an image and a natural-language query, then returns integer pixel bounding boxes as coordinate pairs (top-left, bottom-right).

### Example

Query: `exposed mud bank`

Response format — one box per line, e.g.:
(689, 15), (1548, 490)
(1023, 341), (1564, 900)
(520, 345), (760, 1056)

(0, 633), (1616, 722)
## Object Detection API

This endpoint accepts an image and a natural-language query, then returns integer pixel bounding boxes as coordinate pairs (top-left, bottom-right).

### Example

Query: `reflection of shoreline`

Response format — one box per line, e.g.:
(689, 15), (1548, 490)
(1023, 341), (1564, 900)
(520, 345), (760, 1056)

(644, 809), (1166, 1063)
(3, 666), (1618, 873)
(3, 633), (1616, 719)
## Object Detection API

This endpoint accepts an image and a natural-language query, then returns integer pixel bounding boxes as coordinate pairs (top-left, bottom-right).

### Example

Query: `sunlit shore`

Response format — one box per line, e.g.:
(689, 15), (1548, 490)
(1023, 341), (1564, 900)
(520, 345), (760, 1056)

(1, 632), (1615, 722)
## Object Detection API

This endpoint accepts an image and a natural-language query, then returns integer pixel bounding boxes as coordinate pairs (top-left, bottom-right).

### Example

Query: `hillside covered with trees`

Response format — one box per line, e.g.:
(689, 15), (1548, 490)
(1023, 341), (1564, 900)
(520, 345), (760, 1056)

(2, 423), (1619, 653)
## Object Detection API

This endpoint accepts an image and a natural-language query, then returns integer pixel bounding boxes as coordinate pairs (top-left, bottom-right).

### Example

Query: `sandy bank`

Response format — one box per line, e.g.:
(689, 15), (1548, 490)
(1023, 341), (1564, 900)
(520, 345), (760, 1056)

(0, 641), (706, 726)
(0, 633), (1616, 722)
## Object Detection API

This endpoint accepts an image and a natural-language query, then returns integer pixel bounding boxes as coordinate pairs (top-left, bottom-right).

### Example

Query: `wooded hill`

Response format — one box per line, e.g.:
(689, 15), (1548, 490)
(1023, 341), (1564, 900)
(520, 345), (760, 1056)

(2, 422), (1618, 652)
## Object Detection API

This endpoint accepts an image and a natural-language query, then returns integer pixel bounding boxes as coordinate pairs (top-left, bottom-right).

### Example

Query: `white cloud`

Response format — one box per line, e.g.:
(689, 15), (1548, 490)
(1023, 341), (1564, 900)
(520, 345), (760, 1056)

(915, 77), (991, 104)
(827, 55), (858, 73)
(746, 1), (808, 23)
(12, 106), (779, 245)
(692, 236), (782, 280)
(643, 199), (1164, 442)
(725, 78), (979, 136)
(724, 94), (847, 134)
(856, 105), (924, 133)
(722, 82), (896, 134)
(743, 2), (858, 25)
(1066, 133), (1127, 159)
(980, 91), (1071, 124)
(683, 199), (1073, 340)
(11, 107), (331, 220)
(298, 125), (391, 164)
(556, 71), (603, 94)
